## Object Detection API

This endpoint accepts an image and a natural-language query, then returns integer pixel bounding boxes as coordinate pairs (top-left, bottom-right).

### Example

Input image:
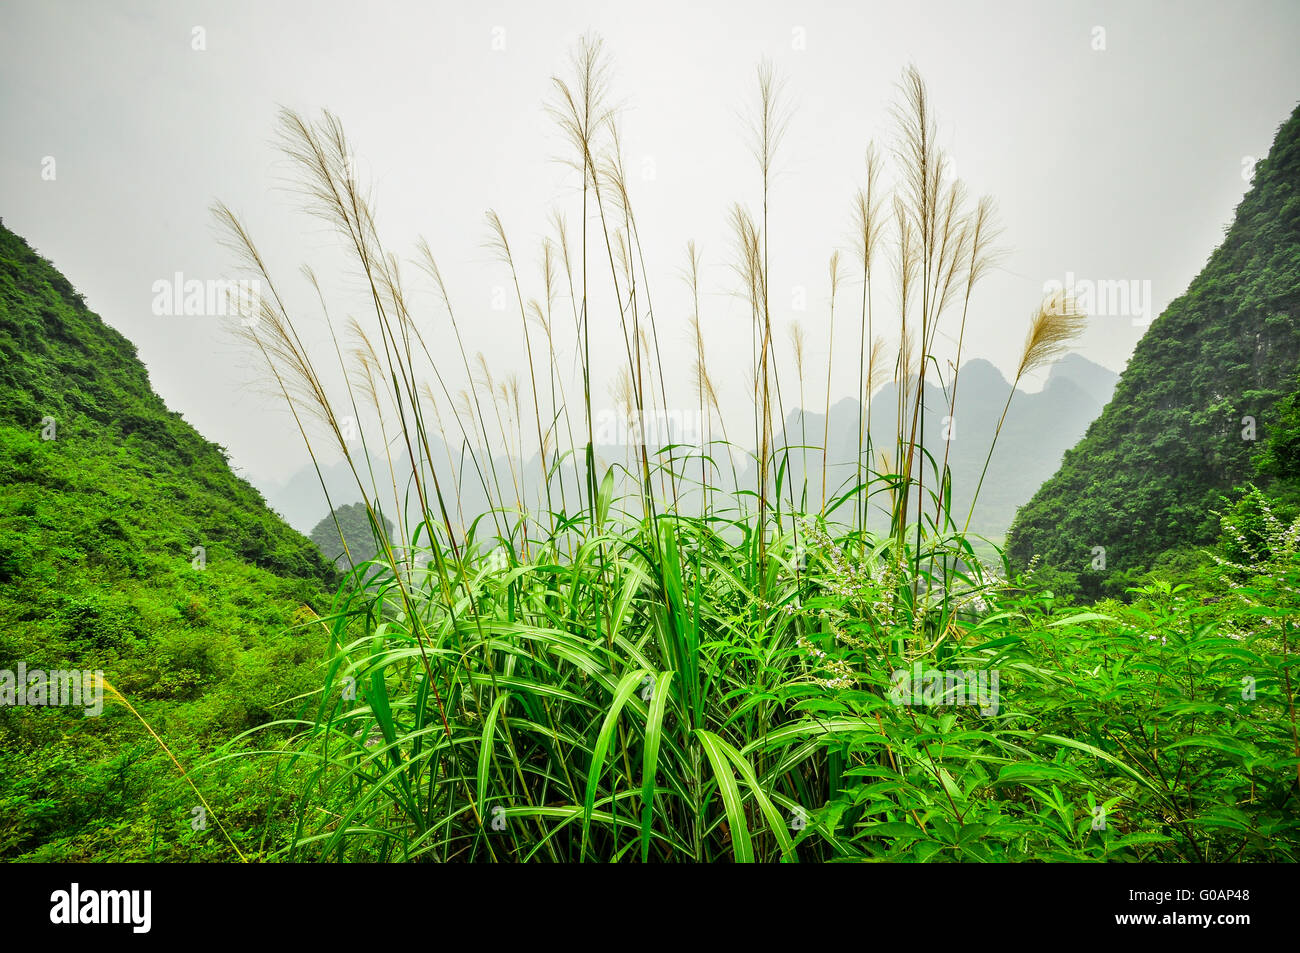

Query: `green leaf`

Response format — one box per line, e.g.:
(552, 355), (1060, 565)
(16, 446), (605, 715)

(640, 670), (673, 863)
(582, 667), (649, 860)
(697, 729), (754, 863)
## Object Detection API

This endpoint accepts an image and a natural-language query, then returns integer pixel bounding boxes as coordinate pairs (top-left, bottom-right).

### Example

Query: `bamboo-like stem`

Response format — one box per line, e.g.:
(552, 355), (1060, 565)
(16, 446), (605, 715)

(822, 250), (841, 512)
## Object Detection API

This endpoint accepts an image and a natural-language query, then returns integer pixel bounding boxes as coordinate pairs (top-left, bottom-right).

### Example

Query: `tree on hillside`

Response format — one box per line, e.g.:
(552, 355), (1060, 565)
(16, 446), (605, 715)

(309, 502), (393, 566)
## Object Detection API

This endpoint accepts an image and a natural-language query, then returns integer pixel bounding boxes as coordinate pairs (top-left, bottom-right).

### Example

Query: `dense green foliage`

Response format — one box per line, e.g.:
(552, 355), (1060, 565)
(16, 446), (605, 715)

(1007, 104), (1300, 600)
(1256, 370), (1300, 486)
(0, 221), (335, 859)
(205, 53), (1299, 861)
(279, 506), (1300, 862)
(4, 41), (1299, 865)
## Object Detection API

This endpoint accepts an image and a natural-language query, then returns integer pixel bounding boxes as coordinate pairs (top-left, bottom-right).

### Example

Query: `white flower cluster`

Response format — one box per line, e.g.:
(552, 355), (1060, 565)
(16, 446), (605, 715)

(1207, 491), (1300, 618)
(795, 634), (856, 689)
(793, 516), (903, 626)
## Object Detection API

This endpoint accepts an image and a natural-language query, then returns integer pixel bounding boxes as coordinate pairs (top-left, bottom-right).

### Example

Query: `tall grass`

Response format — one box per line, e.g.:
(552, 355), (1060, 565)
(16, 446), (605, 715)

(210, 36), (1300, 862)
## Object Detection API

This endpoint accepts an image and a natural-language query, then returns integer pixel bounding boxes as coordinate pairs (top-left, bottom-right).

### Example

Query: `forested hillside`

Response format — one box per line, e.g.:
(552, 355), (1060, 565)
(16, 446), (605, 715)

(0, 220), (335, 859)
(1007, 104), (1300, 598)
(310, 502), (393, 567)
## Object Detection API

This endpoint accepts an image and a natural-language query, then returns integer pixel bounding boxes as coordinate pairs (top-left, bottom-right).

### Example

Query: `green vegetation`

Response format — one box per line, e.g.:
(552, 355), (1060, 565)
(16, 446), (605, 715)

(2, 35), (1296, 863)
(310, 502), (393, 568)
(1007, 103), (1300, 600)
(279, 513), (1299, 861)
(203, 39), (1299, 862)
(0, 221), (335, 860)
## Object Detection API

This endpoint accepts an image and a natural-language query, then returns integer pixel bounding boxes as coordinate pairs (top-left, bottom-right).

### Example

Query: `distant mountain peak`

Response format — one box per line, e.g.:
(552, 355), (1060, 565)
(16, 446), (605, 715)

(1046, 352), (1116, 380)
(958, 357), (1007, 383)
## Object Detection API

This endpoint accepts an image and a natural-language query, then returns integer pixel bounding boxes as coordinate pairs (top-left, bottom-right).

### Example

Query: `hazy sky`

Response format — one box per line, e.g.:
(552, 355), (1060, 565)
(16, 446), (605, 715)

(3, 0), (1298, 489)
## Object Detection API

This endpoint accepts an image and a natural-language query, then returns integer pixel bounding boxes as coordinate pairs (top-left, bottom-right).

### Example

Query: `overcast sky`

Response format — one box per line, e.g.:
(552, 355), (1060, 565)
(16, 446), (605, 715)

(3, 0), (1298, 489)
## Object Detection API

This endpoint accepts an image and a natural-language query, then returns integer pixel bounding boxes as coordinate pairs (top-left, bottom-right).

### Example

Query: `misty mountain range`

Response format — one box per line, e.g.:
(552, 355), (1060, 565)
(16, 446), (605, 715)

(260, 353), (1118, 544)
